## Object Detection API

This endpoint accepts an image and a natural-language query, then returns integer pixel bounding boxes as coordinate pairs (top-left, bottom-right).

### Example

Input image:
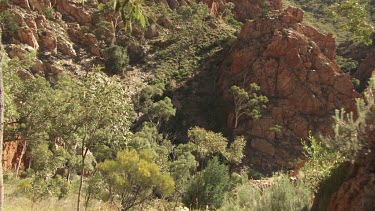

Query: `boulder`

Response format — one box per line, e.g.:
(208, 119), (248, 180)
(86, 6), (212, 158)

(55, 0), (92, 25)
(353, 48), (375, 89)
(16, 26), (39, 49)
(29, 0), (51, 13)
(31, 59), (46, 75)
(38, 29), (57, 53)
(57, 36), (77, 57)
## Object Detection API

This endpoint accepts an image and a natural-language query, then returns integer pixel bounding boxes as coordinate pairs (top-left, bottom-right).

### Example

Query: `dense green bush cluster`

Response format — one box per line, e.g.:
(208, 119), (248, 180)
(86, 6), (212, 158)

(183, 157), (230, 210)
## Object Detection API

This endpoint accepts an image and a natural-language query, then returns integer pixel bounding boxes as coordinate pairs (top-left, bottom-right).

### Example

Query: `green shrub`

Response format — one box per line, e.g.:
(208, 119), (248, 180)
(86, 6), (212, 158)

(16, 175), (70, 201)
(247, 167), (266, 180)
(221, 174), (313, 211)
(43, 7), (54, 19)
(103, 45), (129, 74)
(263, 175), (312, 211)
(183, 157), (230, 210)
(0, 11), (19, 33)
(336, 55), (358, 74)
(3, 171), (16, 183)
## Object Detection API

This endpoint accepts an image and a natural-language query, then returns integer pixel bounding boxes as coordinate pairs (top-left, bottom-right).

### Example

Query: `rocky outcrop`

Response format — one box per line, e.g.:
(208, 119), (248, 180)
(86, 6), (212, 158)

(1, 0), (107, 75)
(353, 48), (375, 89)
(326, 122), (375, 211)
(2, 141), (27, 171)
(217, 7), (358, 170)
(202, 0), (282, 21)
(55, 0), (92, 25)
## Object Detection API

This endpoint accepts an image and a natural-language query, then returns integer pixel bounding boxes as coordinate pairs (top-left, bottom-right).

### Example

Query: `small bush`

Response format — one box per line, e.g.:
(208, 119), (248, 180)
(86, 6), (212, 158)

(43, 7), (54, 19)
(221, 174), (313, 211)
(183, 157), (230, 210)
(3, 171), (16, 183)
(262, 175), (312, 211)
(104, 45), (129, 75)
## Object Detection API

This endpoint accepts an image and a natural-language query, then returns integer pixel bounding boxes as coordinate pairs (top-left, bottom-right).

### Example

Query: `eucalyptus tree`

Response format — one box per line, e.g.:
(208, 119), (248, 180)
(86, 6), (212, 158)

(231, 83), (268, 129)
(0, 31), (4, 211)
(73, 70), (136, 211)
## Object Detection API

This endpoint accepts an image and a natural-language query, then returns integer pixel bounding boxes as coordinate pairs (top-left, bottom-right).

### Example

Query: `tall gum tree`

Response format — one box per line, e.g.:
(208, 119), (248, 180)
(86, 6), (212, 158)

(0, 29), (4, 211)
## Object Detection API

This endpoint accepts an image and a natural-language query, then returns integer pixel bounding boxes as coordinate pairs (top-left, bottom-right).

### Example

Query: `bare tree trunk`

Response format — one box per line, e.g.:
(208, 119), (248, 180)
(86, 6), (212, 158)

(234, 113), (239, 129)
(15, 141), (27, 179)
(0, 37), (5, 211)
(77, 153), (85, 211)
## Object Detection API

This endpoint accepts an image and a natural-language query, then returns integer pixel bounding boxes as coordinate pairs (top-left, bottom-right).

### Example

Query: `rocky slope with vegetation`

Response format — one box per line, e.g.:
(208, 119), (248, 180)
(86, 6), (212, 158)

(217, 6), (359, 171)
(0, 0), (374, 210)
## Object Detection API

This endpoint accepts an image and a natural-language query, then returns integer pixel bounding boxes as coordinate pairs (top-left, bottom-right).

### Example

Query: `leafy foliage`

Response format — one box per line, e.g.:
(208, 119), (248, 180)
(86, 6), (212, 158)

(221, 174), (312, 211)
(113, 0), (146, 31)
(225, 136), (246, 165)
(98, 148), (175, 210)
(188, 127), (227, 159)
(301, 134), (339, 191)
(231, 83), (268, 128)
(16, 175), (70, 202)
(3, 61), (136, 208)
(330, 0), (374, 45)
(188, 127), (247, 164)
(133, 83), (176, 129)
(169, 142), (197, 197)
(183, 157), (230, 210)
(104, 45), (129, 74)
(289, 0), (374, 45)
(301, 75), (375, 192)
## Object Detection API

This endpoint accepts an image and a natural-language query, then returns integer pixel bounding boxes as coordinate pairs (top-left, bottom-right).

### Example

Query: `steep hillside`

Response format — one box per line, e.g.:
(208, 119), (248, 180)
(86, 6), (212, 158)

(2, 0), (102, 76)
(0, 0), (241, 170)
(1, 0), (374, 210)
(217, 7), (359, 171)
(327, 129), (375, 211)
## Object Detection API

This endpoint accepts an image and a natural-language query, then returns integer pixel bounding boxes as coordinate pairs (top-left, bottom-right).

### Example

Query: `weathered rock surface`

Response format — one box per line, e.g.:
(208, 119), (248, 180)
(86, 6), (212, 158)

(217, 7), (358, 170)
(2, 141), (27, 171)
(353, 48), (375, 88)
(326, 124), (375, 211)
(202, 0), (282, 21)
(55, 0), (92, 25)
(1, 0), (107, 75)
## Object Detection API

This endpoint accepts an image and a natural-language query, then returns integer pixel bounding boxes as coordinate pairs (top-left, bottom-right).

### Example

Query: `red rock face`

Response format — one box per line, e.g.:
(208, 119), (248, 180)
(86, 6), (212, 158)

(327, 126), (375, 211)
(353, 48), (375, 88)
(217, 7), (358, 170)
(3, 0), (103, 75)
(2, 141), (27, 171)
(201, 0), (282, 20)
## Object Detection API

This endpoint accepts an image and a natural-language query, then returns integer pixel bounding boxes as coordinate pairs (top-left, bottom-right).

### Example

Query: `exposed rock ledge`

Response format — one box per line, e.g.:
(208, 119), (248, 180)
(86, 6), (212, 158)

(217, 7), (359, 171)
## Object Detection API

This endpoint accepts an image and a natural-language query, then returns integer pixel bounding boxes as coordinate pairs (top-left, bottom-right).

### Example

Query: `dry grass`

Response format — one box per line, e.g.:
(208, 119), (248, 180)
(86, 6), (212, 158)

(4, 194), (179, 211)
(3, 182), (118, 211)
(4, 195), (119, 211)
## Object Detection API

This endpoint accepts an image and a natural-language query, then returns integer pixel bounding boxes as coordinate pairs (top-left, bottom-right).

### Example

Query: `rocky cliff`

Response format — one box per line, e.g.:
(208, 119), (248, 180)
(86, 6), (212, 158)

(2, 141), (27, 171)
(353, 47), (375, 90)
(202, 0), (282, 21)
(327, 137), (375, 210)
(1, 0), (113, 78)
(217, 7), (359, 170)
